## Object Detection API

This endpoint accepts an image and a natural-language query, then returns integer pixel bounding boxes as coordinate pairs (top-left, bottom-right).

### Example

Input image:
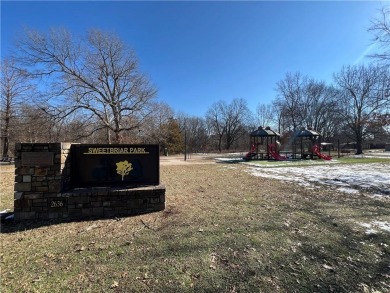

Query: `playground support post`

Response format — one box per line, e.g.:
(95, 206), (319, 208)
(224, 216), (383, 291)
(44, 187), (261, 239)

(184, 128), (187, 161)
(338, 139), (340, 158)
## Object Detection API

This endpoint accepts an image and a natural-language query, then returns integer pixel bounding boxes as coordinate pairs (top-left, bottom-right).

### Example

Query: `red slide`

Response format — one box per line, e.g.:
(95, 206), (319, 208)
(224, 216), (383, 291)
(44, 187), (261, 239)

(312, 145), (332, 160)
(268, 144), (286, 161)
(243, 144), (257, 160)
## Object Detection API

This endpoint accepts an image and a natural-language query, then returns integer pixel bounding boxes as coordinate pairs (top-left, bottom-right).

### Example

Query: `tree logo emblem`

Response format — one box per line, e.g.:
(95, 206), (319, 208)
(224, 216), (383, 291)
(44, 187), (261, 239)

(116, 160), (133, 181)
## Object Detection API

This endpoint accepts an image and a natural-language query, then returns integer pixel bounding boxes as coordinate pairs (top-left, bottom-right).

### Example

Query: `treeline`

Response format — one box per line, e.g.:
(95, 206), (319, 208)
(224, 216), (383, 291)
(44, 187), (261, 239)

(1, 7), (390, 156)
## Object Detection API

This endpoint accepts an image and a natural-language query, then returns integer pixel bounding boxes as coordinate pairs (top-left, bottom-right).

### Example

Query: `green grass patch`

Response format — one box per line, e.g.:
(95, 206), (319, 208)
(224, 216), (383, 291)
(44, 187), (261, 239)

(336, 156), (390, 164)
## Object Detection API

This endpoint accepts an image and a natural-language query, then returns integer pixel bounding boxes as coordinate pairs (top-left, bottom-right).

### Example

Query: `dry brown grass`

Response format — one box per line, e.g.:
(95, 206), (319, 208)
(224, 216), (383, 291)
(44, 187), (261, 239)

(0, 165), (14, 211)
(0, 158), (389, 292)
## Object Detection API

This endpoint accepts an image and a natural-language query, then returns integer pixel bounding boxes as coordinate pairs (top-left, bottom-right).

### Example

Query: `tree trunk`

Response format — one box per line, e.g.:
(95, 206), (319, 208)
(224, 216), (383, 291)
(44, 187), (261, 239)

(356, 141), (363, 154)
(2, 137), (9, 158)
(114, 131), (122, 144)
(106, 127), (111, 144)
(218, 135), (223, 152)
(225, 135), (232, 150)
(2, 104), (10, 157)
(355, 125), (364, 155)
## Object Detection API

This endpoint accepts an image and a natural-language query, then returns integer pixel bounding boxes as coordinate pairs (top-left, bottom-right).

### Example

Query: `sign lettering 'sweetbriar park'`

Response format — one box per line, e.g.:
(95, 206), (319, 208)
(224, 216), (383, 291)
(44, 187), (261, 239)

(86, 147), (148, 154)
(71, 144), (160, 188)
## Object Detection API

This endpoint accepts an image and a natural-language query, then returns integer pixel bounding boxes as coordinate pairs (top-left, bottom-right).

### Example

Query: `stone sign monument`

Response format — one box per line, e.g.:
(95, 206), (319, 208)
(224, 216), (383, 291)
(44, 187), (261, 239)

(14, 143), (165, 221)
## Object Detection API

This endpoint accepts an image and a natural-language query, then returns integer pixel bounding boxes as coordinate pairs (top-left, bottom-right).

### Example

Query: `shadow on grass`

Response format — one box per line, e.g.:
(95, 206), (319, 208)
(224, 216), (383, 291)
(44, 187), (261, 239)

(1, 217), (74, 233)
(0, 210), (160, 234)
(134, 195), (390, 293)
(276, 197), (390, 293)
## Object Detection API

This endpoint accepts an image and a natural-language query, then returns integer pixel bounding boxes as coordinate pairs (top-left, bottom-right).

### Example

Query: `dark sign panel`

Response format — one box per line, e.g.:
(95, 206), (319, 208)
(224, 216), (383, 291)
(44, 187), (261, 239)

(71, 144), (160, 188)
(22, 152), (54, 166)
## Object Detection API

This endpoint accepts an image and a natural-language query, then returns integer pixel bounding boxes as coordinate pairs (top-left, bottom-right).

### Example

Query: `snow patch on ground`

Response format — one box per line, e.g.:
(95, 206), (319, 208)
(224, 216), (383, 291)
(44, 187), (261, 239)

(359, 221), (390, 234)
(244, 163), (390, 197)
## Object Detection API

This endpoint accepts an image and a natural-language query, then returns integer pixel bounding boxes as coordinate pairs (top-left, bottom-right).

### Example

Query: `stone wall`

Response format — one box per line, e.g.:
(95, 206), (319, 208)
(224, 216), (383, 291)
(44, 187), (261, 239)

(14, 143), (165, 221)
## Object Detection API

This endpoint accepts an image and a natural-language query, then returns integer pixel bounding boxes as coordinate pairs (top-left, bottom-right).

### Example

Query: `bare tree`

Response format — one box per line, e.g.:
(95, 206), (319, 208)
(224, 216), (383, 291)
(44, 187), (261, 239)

(368, 5), (390, 66)
(140, 102), (175, 145)
(16, 28), (156, 143)
(275, 72), (307, 131)
(206, 98), (251, 151)
(255, 103), (274, 128)
(1, 58), (35, 156)
(333, 64), (389, 154)
(275, 72), (341, 140)
(206, 101), (227, 152)
(14, 104), (55, 143)
(301, 80), (339, 137)
(272, 100), (287, 134)
(224, 98), (251, 150)
(184, 116), (209, 153)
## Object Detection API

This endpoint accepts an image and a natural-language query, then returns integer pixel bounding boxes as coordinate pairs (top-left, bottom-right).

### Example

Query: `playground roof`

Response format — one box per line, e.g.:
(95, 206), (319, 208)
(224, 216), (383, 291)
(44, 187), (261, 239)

(296, 128), (320, 137)
(250, 126), (280, 137)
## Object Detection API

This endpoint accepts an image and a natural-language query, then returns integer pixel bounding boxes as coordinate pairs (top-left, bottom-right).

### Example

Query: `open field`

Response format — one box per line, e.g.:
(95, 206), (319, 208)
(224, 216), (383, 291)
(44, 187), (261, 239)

(1, 155), (390, 292)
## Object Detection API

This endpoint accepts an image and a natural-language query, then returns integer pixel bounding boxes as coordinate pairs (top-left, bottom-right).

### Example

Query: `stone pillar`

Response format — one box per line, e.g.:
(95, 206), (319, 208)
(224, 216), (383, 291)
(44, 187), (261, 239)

(14, 143), (72, 220)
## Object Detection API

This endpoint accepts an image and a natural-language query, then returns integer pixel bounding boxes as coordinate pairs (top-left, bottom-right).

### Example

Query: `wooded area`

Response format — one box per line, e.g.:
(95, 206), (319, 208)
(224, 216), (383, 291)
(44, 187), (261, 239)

(1, 8), (390, 156)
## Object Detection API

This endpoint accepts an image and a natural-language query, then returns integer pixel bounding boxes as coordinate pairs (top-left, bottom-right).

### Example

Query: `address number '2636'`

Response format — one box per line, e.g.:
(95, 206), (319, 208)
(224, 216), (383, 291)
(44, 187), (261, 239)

(50, 200), (64, 208)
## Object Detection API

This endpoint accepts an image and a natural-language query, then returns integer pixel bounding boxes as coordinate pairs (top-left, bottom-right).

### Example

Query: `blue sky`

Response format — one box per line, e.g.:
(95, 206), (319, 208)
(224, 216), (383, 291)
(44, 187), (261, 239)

(1, 1), (384, 117)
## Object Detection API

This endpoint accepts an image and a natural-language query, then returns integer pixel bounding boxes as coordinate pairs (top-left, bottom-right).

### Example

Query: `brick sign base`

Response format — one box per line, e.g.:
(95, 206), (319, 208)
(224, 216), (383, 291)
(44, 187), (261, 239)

(13, 143), (165, 221)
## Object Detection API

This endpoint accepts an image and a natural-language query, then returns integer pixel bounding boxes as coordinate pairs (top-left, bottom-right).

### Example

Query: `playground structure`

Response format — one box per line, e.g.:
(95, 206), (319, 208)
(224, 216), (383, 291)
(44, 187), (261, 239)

(292, 128), (331, 160)
(244, 126), (332, 161)
(244, 126), (286, 161)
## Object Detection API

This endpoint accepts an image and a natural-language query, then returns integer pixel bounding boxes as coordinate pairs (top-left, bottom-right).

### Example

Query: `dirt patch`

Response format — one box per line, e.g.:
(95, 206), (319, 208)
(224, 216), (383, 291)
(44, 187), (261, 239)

(160, 154), (219, 165)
